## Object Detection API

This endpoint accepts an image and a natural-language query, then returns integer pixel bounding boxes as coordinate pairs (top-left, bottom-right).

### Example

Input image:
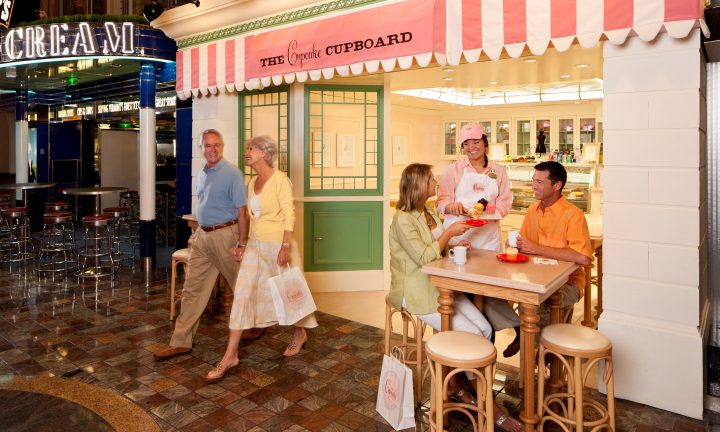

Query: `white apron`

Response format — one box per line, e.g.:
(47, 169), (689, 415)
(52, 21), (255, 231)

(443, 169), (502, 251)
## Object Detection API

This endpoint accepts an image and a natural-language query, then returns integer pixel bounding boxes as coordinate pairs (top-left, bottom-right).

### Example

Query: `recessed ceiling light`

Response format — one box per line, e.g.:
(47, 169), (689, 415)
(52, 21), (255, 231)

(442, 77), (453, 81)
(524, 58), (537, 63)
(575, 64), (589, 68)
(397, 96), (404, 100)
(525, 104), (532, 107)
(560, 74), (571, 79)
(442, 67), (454, 72)
(105, 73), (113, 77)
(458, 106), (464, 109)
(574, 101), (581, 104)
(488, 81), (498, 85)
(436, 103), (443, 106)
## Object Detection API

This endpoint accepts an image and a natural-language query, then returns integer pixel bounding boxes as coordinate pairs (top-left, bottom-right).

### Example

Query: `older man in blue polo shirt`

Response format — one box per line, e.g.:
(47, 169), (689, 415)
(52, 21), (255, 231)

(155, 129), (251, 360)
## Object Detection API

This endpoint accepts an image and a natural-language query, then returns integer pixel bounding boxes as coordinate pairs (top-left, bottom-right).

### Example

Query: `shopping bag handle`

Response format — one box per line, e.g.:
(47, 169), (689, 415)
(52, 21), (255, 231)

(390, 346), (406, 364)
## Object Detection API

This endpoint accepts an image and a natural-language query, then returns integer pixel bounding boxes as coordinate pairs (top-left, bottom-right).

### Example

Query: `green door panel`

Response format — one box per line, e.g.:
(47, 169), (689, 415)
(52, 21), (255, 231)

(304, 201), (383, 272)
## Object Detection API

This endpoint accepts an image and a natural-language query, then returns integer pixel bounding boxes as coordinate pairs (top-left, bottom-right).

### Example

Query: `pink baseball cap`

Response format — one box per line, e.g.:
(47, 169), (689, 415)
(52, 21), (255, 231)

(459, 123), (486, 144)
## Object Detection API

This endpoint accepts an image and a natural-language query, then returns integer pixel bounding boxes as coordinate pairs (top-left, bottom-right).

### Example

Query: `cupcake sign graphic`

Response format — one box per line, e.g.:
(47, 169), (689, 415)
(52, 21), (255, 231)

(283, 279), (306, 307)
(383, 371), (399, 409)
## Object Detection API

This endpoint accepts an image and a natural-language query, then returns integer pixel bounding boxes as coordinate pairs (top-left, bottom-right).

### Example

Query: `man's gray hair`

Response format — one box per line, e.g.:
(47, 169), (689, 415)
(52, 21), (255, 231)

(200, 129), (224, 147)
(246, 135), (278, 166)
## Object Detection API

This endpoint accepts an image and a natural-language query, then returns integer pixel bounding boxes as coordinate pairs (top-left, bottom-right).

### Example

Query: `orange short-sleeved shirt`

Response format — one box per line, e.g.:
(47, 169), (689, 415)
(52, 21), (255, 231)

(520, 197), (593, 294)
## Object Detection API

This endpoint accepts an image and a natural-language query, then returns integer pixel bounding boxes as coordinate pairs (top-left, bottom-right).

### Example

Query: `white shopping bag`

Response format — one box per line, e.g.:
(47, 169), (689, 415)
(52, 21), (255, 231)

(268, 265), (317, 325)
(376, 349), (416, 431)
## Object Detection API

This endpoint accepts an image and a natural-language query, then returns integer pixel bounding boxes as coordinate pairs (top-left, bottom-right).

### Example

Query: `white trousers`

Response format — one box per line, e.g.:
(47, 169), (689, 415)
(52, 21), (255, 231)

(406, 294), (493, 340)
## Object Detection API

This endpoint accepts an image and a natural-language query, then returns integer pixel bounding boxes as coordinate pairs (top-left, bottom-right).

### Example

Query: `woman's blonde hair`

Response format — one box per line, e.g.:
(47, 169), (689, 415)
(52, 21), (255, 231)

(396, 163), (433, 212)
(246, 135), (278, 166)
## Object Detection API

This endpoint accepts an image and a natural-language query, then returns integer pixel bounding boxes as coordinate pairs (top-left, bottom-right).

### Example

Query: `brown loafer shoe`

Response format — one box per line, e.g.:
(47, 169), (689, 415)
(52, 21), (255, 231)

(154, 346), (191, 361)
(240, 327), (266, 342)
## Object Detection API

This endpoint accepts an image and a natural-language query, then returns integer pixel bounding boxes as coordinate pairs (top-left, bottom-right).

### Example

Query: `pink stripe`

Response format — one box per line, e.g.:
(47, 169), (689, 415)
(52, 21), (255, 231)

(503, 0), (526, 44)
(604, 0), (633, 31)
(433, 0), (446, 54)
(225, 39), (235, 85)
(550, 0), (576, 38)
(175, 51), (183, 92)
(191, 47), (199, 90)
(462, 0), (482, 50)
(665, 0), (701, 21)
(207, 43), (217, 87)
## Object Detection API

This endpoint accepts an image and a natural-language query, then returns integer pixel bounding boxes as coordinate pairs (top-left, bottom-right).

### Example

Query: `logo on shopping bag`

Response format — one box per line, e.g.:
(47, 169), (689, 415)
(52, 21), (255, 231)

(383, 371), (399, 409)
(283, 280), (305, 307)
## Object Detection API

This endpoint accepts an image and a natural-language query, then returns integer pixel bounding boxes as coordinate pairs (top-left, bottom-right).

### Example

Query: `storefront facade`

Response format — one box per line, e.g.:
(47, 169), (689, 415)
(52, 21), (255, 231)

(153, 0), (709, 418)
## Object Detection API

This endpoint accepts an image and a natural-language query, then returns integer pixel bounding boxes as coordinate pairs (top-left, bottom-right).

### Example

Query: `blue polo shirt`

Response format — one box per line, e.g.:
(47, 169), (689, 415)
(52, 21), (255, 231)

(196, 158), (247, 226)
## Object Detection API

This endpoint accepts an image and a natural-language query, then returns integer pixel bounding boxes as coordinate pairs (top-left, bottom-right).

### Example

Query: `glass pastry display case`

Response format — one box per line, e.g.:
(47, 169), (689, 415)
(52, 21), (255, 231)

(504, 162), (601, 214)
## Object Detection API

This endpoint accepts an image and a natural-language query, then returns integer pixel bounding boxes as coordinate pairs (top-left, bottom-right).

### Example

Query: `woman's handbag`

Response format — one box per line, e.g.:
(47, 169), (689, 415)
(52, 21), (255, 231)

(376, 347), (416, 431)
(268, 265), (317, 325)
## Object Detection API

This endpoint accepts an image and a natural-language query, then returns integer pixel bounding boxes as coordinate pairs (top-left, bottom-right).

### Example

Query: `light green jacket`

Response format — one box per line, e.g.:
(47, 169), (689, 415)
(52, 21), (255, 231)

(388, 208), (444, 315)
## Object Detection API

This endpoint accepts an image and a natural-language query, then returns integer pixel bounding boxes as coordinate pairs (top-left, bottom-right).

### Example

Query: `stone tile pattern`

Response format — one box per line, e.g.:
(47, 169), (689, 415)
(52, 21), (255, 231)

(0, 267), (714, 431)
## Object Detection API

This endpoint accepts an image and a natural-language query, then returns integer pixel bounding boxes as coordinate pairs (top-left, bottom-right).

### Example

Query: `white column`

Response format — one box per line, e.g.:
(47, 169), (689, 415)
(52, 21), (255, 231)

(601, 29), (707, 418)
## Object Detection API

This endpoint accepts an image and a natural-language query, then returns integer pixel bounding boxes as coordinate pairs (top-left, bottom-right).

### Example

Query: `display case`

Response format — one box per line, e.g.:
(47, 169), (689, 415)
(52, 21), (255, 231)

(505, 162), (601, 214)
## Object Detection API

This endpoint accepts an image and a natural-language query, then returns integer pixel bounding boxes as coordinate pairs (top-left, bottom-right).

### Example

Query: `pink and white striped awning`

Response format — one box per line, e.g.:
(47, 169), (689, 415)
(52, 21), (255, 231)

(447, 0), (708, 64)
(176, 0), (707, 99)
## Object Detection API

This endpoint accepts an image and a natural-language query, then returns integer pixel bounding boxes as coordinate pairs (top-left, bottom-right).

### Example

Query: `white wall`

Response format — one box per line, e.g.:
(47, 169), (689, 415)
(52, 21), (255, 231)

(0, 110), (14, 174)
(600, 29), (707, 418)
(99, 129), (140, 208)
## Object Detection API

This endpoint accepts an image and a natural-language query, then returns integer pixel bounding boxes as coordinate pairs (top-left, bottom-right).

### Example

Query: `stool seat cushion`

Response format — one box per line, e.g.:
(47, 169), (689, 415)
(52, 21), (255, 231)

(1, 207), (28, 213)
(542, 324), (611, 352)
(426, 331), (495, 361)
(82, 214), (112, 222)
(103, 207), (130, 213)
(44, 211), (73, 218)
(172, 248), (190, 261)
(45, 201), (69, 206)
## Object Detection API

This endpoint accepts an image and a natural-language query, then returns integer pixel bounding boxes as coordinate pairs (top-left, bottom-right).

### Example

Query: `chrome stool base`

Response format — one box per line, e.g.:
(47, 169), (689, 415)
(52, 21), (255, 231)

(37, 211), (76, 278)
(77, 214), (115, 281)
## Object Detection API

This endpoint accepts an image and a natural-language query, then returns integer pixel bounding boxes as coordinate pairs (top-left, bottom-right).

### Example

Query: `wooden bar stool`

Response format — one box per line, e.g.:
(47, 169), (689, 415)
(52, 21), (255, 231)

(426, 331), (496, 432)
(538, 324), (615, 432)
(169, 247), (190, 320)
(384, 296), (429, 402)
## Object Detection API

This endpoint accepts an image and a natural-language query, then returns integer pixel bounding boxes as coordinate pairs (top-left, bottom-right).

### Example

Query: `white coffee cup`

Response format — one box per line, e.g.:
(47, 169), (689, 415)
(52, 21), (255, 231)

(449, 246), (468, 265)
(507, 229), (520, 248)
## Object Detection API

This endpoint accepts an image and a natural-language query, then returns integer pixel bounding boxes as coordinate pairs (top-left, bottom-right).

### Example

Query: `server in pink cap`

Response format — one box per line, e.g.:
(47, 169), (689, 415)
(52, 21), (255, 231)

(437, 122), (522, 357)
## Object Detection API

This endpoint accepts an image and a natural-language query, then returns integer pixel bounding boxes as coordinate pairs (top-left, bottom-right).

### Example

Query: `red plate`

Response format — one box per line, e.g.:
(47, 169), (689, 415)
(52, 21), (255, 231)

(496, 253), (529, 263)
(464, 219), (489, 227)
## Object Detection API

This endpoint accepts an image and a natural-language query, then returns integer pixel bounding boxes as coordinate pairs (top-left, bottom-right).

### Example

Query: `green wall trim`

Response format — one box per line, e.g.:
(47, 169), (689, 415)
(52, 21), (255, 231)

(177, 0), (388, 48)
(238, 86), (291, 176)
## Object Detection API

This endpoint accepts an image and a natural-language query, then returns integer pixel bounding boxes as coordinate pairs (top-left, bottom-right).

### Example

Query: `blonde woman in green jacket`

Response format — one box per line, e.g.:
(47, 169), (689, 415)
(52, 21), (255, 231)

(388, 163), (523, 432)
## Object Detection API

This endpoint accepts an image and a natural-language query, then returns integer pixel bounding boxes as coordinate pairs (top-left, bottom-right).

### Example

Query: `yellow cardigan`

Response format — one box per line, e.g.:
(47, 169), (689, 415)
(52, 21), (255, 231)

(247, 170), (295, 242)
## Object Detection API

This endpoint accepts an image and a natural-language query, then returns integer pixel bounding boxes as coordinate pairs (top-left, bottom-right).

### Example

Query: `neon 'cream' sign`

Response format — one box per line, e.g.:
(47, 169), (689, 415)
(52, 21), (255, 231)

(1, 22), (135, 62)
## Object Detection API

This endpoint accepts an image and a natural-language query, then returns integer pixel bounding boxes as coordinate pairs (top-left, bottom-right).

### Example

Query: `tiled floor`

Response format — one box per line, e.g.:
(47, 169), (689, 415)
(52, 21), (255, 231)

(0, 262), (716, 431)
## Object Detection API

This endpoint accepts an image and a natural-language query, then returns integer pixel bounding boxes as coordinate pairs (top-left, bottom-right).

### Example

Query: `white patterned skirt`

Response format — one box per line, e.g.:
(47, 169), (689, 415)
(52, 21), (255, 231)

(229, 239), (318, 330)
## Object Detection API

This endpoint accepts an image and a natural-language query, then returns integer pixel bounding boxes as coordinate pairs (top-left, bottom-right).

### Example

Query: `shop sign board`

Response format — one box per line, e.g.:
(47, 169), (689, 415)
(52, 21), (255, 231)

(0, 0), (15, 29)
(0, 22), (142, 63)
(244, 0), (440, 79)
(51, 94), (176, 120)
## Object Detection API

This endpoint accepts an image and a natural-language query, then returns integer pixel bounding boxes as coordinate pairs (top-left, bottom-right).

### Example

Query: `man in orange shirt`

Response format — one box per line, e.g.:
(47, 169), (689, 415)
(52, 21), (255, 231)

(518, 161), (593, 317)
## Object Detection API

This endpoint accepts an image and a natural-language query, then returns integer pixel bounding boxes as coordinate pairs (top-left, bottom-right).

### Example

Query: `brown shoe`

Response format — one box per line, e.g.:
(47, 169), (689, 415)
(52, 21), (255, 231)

(154, 346), (191, 360)
(240, 327), (266, 342)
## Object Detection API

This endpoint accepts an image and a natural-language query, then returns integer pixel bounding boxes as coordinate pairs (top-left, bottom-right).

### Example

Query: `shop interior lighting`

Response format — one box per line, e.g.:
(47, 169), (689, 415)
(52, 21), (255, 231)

(523, 58), (537, 63)
(575, 63), (589, 68)
(394, 79), (603, 106)
(560, 74), (571, 79)
(0, 56), (173, 69)
(442, 77), (453, 81)
(442, 67), (454, 72)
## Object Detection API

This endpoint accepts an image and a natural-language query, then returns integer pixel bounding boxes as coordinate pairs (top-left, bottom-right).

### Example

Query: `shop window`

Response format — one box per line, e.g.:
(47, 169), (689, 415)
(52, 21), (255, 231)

(239, 87), (290, 177)
(559, 118), (574, 153)
(516, 120), (531, 156)
(579, 118), (596, 149)
(497, 120), (510, 156)
(536, 119), (551, 152)
(305, 86), (383, 196)
(443, 122), (457, 156)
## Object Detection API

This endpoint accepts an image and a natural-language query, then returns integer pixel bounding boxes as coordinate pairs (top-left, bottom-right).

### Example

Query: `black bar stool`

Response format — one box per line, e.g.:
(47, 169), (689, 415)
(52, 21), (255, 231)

(37, 211), (76, 278)
(0, 207), (34, 264)
(77, 214), (115, 280)
(103, 206), (134, 268)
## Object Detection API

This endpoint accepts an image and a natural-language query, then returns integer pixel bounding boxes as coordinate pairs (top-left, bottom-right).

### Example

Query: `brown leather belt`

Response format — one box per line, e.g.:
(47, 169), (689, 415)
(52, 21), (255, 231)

(200, 219), (237, 232)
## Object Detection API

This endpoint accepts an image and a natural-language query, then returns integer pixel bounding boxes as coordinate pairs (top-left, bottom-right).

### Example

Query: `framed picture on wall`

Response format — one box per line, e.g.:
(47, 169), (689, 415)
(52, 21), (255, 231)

(392, 136), (408, 165)
(337, 134), (355, 167)
(311, 132), (335, 167)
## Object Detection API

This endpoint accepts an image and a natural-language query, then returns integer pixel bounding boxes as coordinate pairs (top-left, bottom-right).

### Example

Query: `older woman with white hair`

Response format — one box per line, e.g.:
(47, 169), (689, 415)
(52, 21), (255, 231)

(206, 135), (318, 382)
